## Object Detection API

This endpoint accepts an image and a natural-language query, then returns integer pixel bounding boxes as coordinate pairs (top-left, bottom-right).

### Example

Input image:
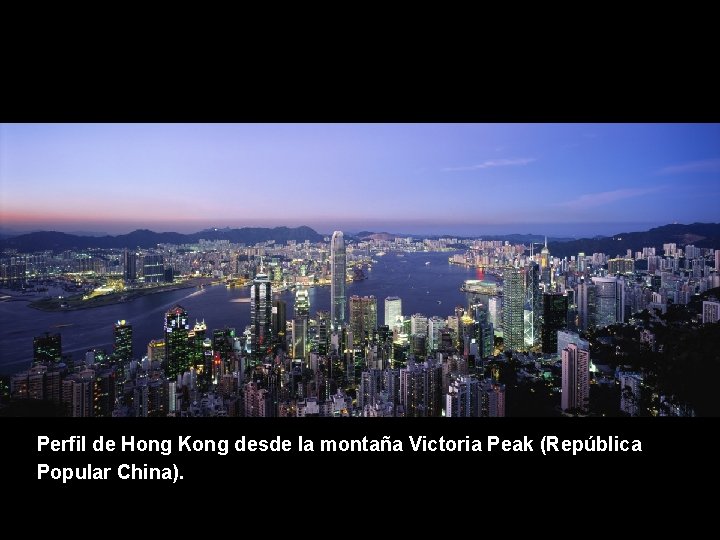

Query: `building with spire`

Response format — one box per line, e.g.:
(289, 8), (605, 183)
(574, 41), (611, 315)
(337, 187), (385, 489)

(330, 231), (346, 329)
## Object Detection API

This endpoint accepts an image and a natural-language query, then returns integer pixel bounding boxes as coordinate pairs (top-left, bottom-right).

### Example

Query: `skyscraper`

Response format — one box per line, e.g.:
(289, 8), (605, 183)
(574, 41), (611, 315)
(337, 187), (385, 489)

(330, 231), (346, 330)
(446, 376), (481, 417)
(703, 301), (720, 324)
(272, 300), (287, 348)
(123, 249), (137, 281)
(591, 276), (625, 328)
(164, 306), (190, 380)
(113, 320), (133, 364)
(143, 253), (164, 284)
(293, 287), (310, 360)
(576, 279), (596, 331)
(503, 267), (525, 352)
(250, 270), (273, 361)
(561, 343), (589, 413)
(539, 237), (551, 285)
(525, 262), (541, 348)
(349, 295), (377, 346)
(541, 293), (567, 353)
(384, 296), (403, 329)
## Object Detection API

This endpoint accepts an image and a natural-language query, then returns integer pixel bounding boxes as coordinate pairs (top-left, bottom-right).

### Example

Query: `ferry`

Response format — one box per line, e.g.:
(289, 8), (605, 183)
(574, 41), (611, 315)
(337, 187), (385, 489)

(425, 261), (430, 265)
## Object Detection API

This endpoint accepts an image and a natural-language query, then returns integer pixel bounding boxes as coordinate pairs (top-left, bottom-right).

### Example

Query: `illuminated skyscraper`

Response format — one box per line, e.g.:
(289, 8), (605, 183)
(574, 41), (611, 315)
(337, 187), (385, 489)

(143, 254), (164, 284)
(250, 270), (273, 361)
(384, 296), (403, 329)
(561, 343), (589, 413)
(330, 231), (346, 329)
(503, 267), (525, 352)
(113, 320), (133, 364)
(164, 306), (190, 379)
(295, 287), (310, 317)
(525, 262), (541, 348)
(541, 293), (567, 353)
(349, 295), (377, 346)
(591, 276), (625, 328)
(539, 237), (550, 285)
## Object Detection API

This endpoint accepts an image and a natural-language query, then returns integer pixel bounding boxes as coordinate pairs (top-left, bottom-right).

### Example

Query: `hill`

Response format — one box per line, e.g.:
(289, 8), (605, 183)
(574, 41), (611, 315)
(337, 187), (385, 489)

(0, 226), (325, 252)
(547, 223), (720, 258)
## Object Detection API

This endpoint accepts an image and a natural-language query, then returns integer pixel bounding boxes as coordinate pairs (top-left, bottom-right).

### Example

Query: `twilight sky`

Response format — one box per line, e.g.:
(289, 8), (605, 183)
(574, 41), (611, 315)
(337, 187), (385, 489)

(1, 123), (718, 237)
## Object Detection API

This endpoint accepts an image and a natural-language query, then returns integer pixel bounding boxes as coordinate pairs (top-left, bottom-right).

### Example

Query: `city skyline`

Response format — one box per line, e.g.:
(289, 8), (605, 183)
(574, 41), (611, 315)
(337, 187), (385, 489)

(2, 123), (719, 237)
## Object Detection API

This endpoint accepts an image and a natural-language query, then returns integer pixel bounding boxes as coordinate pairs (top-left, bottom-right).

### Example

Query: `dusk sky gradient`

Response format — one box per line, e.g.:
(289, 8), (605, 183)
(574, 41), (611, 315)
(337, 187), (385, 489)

(1, 123), (718, 237)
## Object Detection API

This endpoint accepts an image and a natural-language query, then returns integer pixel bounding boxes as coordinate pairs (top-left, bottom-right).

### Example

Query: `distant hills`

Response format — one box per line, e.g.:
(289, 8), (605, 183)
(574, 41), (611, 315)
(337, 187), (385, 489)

(1, 222), (718, 255)
(547, 223), (720, 258)
(0, 226), (325, 252)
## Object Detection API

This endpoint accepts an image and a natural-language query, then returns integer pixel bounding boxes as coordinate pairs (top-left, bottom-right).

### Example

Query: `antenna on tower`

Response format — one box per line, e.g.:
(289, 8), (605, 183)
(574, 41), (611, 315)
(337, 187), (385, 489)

(259, 256), (265, 274)
(544, 236), (547, 249)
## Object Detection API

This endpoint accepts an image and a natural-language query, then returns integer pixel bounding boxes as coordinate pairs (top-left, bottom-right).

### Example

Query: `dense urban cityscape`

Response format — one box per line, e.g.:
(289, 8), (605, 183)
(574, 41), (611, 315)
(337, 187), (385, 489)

(1, 123), (718, 418)
(2, 224), (719, 417)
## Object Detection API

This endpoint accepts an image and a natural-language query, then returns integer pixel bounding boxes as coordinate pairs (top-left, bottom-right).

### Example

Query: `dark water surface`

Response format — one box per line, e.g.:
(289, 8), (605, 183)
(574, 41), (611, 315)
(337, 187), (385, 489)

(0, 251), (491, 374)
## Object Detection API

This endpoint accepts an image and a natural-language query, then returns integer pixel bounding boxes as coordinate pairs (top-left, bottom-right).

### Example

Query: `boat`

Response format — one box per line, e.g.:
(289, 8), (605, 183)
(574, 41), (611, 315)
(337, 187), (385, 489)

(437, 300), (442, 304)
(425, 262), (430, 265)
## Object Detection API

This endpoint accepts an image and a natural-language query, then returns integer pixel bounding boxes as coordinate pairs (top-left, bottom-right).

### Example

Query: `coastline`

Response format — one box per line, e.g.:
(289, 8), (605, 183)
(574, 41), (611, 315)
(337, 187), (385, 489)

(24, 278), (215, 312)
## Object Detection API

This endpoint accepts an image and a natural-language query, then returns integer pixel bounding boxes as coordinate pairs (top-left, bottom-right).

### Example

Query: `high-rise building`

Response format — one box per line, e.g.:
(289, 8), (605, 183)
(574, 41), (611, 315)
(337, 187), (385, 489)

(525, 262), (541, 347)
(272, 300), (287, 347)
(446, 376), (481, 417)
(410, 313), (428, 337)
(384, 296), (403, 329)
(295, 287), (310, 317)
(330, 231), (346, 329)
(608, 258), (635, 275)
(561, 343), (589, 413)
(503, 267), (525, 352)
(541, 293), (567, 353)
(427, 316), (447, 352)
(484, 380), (506, 417)
(123, 249), (137, 281)
(33, 332), (62, 364)
(113, 320), (133, 364)
(399, 358), (443, 417)
(250, 271), (273, 361)
(164, 305), (190, 380)
(556, 331), (589, 358)
(619, 371), (643, 416)
(715, 249), (720, 272)
(592, 276), (625, 328)
(349, 295), (377, 346)
(539, 237), (551, 285)
(703, 301), (720, 324)
(143, 254), (164, 284)
(576, 279), (596, 331)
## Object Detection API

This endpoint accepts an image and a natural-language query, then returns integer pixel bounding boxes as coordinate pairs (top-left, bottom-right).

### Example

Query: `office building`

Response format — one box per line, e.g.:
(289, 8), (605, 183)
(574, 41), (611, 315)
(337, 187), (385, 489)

(349, 295), (377, 346)
(541, 293), (567, 353)
(384, 296), (403, 329)
(561, 344), (589, 413)
(250, 270), (273, 361)
(330, 231), (346, 329)
(164, 305), (190, 380)
(503, 267), (525, 351)
(703, 301), (720, 324)
(113, 320), (133, 364)
(143, 254), (164, 284)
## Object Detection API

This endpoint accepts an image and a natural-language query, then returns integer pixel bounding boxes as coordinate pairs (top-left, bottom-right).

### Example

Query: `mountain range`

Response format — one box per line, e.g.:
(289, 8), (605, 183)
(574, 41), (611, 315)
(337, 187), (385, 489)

(0, 226), (325, 252)
(0, 222), (718, 255)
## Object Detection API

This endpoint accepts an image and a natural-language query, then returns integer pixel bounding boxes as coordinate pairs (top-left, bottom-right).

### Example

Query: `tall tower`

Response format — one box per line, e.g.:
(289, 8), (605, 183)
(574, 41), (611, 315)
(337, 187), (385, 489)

(541, 293), (568, 353)
(384, 296), (403, 329)
(503, 267), (525, 352)
(330, 231), (346, 329)
(525, 262), (541, 348)
(349, 295), (378, 346)
(540, 236), (551, 285)
(250, 270), (273, 361)
(113, 320), (133, 364)
(293, 287), (310, 360)
(561, 343), (589, 413)
(164, 306), (190, 380)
